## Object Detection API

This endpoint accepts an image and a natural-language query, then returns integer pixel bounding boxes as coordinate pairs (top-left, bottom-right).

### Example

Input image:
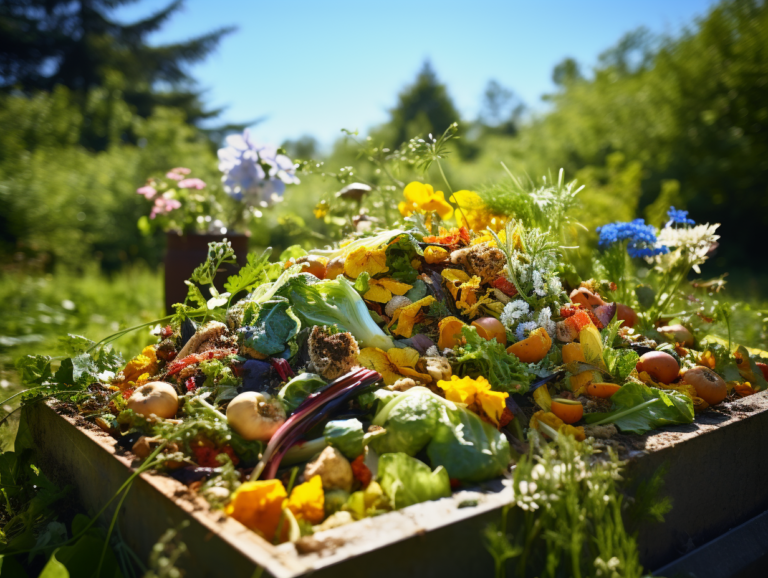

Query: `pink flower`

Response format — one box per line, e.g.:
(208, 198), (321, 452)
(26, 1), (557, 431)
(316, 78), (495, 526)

(137, 185), (157, 199)
(166, 171), (184, 181)
(150, 197), (182, 219)
(170, 167), (191, 175)
(178, 178), (207, 190)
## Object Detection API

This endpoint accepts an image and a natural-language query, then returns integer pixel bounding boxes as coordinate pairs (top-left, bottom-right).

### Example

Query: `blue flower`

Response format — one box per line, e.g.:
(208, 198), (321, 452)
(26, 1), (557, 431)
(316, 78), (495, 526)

(596, 219), (668, 258)
(217, 129), (299, 207)
(666, 206), (695, 227)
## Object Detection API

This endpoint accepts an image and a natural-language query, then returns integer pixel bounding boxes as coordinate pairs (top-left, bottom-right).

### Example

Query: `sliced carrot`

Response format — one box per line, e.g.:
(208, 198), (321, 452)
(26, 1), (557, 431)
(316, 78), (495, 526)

(551, 399), (584, 424)
(587, 382), (622, 398)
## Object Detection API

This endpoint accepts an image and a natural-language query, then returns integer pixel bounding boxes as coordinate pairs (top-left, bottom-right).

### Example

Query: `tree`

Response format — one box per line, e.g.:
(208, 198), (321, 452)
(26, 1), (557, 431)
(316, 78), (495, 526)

(0, 0), (234, 132)
(380, 60), (462, 149)
(479, 79), (525, 136)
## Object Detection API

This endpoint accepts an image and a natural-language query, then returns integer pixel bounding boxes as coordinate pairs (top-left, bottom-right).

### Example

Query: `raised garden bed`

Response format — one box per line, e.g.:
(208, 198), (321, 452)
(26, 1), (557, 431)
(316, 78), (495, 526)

(25, 390), (768, 577)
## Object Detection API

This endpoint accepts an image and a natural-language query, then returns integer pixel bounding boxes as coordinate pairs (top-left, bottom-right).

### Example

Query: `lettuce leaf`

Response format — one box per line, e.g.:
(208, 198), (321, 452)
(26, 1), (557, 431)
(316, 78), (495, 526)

(239, 301), (301, 357)
(427, 405), (511, 482)
(585, 382), (694, 434)
(277, 373), (326, 413)
(453, 327), (532, 393)
(603, 347), (639, 382)
(370, 389), (441, 456)
(385, 234), (424, 283)
(377, 453), (451, 509)
(324, 418), (365, 460)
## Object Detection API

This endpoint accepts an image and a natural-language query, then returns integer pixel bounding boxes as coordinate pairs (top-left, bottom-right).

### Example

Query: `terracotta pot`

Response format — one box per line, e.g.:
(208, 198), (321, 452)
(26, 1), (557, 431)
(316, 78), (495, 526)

(164, 233), (249, 314)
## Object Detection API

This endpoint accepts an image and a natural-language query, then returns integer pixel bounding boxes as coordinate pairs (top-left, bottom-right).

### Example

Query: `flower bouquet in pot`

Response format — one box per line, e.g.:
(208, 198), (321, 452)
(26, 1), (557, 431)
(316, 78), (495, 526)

(135, 129), (301, 313)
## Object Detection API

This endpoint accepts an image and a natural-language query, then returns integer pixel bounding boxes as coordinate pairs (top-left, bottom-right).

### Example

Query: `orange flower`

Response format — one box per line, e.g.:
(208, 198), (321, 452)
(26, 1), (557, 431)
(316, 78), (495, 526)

(358, 346), (432, 385)
(286, 475), (325, 524)
(398, 182), (454, 219)
(225, 479), (287, 541)
(120, 345), (158, 386)
(438, 316), (466, 350)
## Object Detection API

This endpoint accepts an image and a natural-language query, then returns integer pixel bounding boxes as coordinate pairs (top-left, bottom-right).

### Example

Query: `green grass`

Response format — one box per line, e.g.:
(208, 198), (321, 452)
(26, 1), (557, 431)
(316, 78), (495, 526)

(0, 265), (164, 449)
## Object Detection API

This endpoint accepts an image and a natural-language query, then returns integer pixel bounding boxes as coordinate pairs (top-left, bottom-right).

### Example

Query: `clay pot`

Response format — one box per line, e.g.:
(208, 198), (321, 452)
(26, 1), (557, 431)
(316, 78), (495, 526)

(164, 233), (248, 314)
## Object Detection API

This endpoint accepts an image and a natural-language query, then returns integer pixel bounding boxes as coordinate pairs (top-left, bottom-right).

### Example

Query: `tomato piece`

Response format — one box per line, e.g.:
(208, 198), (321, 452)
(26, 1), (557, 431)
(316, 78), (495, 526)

(471, 317), (507, 345)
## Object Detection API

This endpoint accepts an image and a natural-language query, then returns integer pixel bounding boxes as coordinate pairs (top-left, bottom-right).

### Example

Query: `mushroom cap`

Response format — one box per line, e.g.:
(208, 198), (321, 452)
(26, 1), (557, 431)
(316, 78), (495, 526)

(126, 381), (179, 419)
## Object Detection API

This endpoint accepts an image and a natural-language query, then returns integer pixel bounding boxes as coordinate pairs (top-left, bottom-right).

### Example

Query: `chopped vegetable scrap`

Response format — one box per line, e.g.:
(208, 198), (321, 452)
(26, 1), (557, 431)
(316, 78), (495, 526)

(33, 181), (766, 546)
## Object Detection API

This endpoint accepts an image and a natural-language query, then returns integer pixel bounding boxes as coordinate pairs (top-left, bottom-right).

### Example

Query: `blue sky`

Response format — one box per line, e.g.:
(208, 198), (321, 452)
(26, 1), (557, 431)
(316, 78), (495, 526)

(115, 0), (719, 147)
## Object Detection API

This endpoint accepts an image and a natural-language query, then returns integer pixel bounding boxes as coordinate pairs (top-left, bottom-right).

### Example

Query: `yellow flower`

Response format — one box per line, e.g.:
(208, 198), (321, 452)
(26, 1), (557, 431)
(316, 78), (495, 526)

(363, 277), (413, 303)
(120, 345), (158, 385)
(456, 287), (494, 319)
(441, 268), (471, 300)
(225, 479), (287, 541)
(399, 182), (454, 219)
(530, 411), (586, 441)
(287, 475), (325, 524)
(313, 200), (329, 219)
(358, 347), (433, 385)
(424, 246), (449, 264)
(437, 375), (508, 426)
(450, 190), (507, 232)
(344, 245), (389, 278)
(388, 295), (436, 337)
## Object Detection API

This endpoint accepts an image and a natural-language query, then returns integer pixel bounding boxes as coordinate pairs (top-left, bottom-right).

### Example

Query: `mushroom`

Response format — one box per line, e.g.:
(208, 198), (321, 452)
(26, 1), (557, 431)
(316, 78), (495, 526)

(304, 446), (353, 492)
(126, 381), (179, 419)
(385, 296), (412, 318)
(226, 391), (286, 441)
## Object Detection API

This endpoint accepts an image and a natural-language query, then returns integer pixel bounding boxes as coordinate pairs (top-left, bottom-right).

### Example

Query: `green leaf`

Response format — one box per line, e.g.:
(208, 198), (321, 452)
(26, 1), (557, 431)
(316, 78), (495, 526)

(239, 301), (301, 357)
(277, 373), (327, 414)
(0, 554), (30, 577)
(224, 249), (275, 298)
(385, 234), (424, 283)
(353, 272), (370, 295)
(184, 281), (208, 309)
(585, 382), (694, 434)
(324, 419), (365, 460)
(377, 453), (451, 509)
(635, 284), (656, 309)
(38, 552), (69, 578)
(603, 347), (639, 382)
(427, 405), (511, 482)
(279, 245), (307, 261)
(370, 390), (441, 456)
(15, 356), (52, 386)
(404, 280), (427, 302)
(453, 327), (531, 393)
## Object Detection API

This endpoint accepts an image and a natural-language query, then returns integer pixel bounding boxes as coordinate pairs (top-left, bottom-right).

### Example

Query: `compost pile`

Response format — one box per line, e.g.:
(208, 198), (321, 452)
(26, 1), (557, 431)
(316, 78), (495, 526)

(31, 200), (768, 545)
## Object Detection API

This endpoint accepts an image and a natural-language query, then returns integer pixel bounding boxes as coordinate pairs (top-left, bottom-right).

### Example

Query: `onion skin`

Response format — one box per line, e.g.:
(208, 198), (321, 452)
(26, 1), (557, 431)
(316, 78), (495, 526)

(227, 391), (286, 442)
(127, 381), (179, 419)
(471, 317), (507, 345)
(325, 257), (345, 280)
(637, 351), (680, 384)
(683, 366), (727, 405)
(616, 304), (637, 328)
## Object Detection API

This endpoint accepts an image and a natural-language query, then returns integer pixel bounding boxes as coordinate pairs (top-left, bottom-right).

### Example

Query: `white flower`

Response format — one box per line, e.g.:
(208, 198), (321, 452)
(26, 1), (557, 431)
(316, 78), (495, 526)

(537, 307), (556, 337)
(516, 321), (539, 341)
(651, 223), (720, 273)
(532, 270), (547, 296)
(548, 276), (562, 296)
(501, 300), (531, 330)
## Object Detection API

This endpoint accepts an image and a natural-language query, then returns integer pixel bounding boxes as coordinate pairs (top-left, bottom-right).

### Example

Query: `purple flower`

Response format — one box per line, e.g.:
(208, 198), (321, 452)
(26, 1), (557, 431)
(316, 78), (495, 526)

(137, 185), (157, 199)
(178, 178), (207, 190)
(217, 129), (299, 207)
